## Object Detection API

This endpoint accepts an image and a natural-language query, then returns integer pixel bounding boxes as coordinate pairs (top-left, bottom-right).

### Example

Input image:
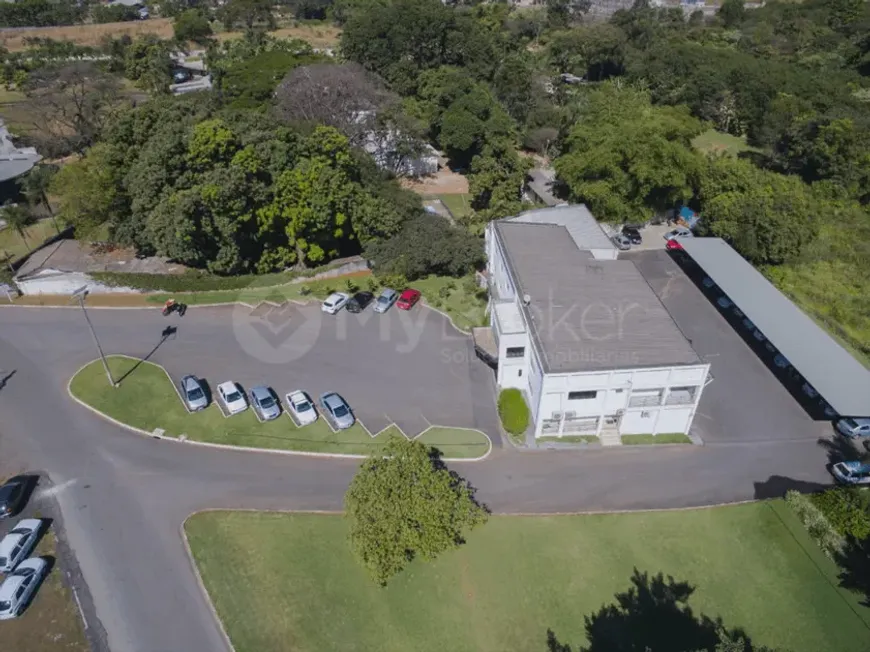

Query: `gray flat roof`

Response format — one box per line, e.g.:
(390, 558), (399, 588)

(494, 221), (700, 373)
(680, 237), (870, 416)
(506, 204), (615, 254)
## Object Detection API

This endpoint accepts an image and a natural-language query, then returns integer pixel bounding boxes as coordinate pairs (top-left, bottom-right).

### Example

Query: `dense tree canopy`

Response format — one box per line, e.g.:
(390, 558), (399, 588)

(365, 214), (484, 280)
(697, 157), (820, 265)
(52, 98), (420, 274)
(555, 83), (703, 223)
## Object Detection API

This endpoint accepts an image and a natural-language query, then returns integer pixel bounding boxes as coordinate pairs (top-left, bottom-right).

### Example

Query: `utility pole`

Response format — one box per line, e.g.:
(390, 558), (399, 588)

(71, 286), (115, 387)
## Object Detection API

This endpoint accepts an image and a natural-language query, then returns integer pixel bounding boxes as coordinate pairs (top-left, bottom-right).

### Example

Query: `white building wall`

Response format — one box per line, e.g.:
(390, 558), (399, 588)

(527, 345), (545, 422)
(486, 225), (516, 301)
(496, 331), (529, 390)
(16, 270), (138, 295)
(534, 364), (709, 437)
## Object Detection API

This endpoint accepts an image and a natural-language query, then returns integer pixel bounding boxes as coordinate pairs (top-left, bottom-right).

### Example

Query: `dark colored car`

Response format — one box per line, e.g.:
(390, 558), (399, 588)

(622, 226), (642, 245)
(0, 479), (28, 520)
(346, 292), (374, 313)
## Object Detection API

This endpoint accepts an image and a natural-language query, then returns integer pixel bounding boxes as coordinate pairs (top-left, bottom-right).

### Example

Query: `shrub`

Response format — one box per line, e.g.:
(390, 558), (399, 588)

(376, 272), (407, 291)
(299, 285), (311, 296)
(786, 490), (844, 558)
(810, 488), (870, 540)
(367, 277), (379, 293)
(345, 278), (358, 293)
(498, 388), (529, 436)
(438, 285), (451, 299)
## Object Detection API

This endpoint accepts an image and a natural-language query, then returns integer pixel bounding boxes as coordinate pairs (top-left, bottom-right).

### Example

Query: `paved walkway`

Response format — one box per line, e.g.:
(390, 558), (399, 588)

(0, 305), (836, 652)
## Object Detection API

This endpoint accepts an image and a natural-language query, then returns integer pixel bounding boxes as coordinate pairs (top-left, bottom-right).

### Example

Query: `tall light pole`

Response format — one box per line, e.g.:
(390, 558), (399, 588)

(71, 285), (115, 387)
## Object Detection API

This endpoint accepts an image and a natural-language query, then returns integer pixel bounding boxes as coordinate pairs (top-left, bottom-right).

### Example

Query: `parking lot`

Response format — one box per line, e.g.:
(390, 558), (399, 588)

(626, 250), (830, 444)
(154, 301), (501, 442)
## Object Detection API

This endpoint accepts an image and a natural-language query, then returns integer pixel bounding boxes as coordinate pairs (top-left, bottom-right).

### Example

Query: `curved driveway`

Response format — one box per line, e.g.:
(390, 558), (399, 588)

(0, 305), (835, 652)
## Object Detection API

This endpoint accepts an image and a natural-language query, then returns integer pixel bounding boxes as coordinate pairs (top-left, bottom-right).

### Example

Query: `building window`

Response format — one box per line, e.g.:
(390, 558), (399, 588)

(517, 369), (522, 377)
(506, 346), (525, 358)
(568, 390), (597, 401)
(629, 389), (664, 408)
(665, 386), (699, 406)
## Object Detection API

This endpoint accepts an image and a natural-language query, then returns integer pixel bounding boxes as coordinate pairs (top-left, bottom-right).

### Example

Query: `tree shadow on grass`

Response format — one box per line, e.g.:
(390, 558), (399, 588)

(546, 569), (781, 652)
(836, 535), (870, 608)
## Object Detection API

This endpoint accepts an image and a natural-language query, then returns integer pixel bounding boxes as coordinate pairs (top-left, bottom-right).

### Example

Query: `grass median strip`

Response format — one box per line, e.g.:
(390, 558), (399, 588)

(621, 433), (692, 445)
(184, 504), (870, 652)
(69, 356), (490, 458)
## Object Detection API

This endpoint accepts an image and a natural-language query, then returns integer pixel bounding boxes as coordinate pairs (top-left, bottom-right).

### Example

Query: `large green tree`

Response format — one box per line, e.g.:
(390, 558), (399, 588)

(50, 144), (124, 239)
(345, 436), (488, 585)
(365, 214), (484, 280)
(697, 156), (820, 265)
(555, 83), (703, 223)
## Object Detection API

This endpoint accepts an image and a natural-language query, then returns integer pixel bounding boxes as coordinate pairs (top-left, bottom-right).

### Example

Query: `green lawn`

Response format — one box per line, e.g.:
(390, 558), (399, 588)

(69, 356), (490, 458)
(621, 433), (693, 445)
(537, 435), (600, 444)
(0, 219), (61, 263)
(185, 503), (870, 652)
(146, 272), (487, 332)
(692, 128), (760, 158)
(436, 193), (472, 219)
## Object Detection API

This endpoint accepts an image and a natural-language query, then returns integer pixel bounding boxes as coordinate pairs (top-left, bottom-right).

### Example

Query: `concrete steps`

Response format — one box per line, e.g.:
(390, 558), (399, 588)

(599, 429), (622, 447)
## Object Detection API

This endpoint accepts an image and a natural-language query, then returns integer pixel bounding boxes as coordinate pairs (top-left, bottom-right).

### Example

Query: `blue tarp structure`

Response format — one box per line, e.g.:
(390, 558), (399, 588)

(679, 206), (699, 228)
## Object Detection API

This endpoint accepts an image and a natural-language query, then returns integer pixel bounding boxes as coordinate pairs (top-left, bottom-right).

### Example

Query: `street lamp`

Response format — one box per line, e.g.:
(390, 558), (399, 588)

(71, 285), (115, 387)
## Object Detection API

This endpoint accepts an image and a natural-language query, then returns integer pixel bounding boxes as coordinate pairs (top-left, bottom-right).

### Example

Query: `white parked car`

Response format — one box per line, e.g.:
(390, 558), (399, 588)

(0, 557), (48, 620)
(285, 390), (317, 426)
(217, 381), (247, 415)
(0, 519), (42, 573)
(321, 292), (350, 315)
(664, 227), (693, 241)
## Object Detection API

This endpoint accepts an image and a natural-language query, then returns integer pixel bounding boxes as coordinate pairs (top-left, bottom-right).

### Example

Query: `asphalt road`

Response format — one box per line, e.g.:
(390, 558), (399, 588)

(0, 304), (840, 652)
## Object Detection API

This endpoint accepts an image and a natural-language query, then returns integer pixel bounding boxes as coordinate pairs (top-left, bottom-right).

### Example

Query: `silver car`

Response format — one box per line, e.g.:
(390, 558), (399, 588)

(250, 386), (281, 421)
(0, 557), (48, 620)
(319, 392), (355, 430)
(612, 234), (631, 251)
(180, 375), (208, 411)
(373, 288), (398, 314)
(0, 519), (42, 573)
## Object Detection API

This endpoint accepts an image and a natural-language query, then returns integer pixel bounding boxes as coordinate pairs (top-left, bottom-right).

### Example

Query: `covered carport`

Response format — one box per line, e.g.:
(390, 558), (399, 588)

(677, 237), (870, 421)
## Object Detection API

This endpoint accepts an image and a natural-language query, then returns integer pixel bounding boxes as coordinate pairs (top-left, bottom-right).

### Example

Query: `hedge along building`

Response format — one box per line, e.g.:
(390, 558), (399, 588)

(477, 205), (710, 443)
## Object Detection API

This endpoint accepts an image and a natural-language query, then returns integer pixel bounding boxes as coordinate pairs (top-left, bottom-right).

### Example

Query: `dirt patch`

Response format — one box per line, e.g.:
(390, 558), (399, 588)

(0, 20), (173, 51)
(0, 20), (341, 52)
(401, 167), (469, 195)
(215, 24), (341, 49)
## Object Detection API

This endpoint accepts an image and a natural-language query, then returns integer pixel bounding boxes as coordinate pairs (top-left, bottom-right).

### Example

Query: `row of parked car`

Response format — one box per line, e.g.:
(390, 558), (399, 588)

(180, 376), (356, 430)
(321, 287), (421, 315)
(0, 478), (49, 620)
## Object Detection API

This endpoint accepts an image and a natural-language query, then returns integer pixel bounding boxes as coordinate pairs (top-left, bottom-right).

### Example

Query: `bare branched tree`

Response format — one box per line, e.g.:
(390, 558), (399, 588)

(23, 62), (124, 157)
(274, 62), (396, 146)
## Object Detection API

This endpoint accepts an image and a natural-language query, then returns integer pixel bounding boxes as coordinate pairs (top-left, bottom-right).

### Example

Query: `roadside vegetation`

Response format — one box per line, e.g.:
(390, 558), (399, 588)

(498, 388), (529, 443)
(185, 502), (870, 652)
(621, 433), (692, 445)
(69, 355), (491, 458)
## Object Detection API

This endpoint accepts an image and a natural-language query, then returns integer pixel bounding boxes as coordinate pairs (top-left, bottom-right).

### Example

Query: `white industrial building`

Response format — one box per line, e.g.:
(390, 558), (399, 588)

(477, 205), (710, 443)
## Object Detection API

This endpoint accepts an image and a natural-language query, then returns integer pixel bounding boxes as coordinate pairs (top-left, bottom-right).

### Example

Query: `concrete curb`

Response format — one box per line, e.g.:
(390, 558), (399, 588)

(68, 355), (492, 462)
(420, 300), (472, 336)
(179, 518), (237, 652)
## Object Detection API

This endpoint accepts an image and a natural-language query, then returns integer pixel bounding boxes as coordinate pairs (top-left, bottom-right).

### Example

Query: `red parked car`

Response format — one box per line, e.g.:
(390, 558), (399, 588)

(396, 288), (421, 310)
(665, 239), (684, 251)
